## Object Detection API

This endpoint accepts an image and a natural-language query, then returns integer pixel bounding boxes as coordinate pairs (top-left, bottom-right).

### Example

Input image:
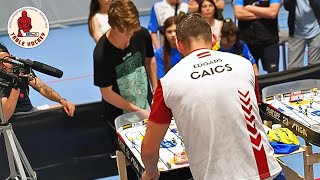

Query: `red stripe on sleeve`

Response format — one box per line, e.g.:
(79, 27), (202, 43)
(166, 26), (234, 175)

(254, 77), (261, 104)
(149, 80), (172, 124)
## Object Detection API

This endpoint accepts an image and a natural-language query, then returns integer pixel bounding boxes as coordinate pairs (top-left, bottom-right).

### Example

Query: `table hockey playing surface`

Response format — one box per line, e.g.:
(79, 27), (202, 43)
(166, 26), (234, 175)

(116, 119), (189, 173)
(264, 88), (320, 132)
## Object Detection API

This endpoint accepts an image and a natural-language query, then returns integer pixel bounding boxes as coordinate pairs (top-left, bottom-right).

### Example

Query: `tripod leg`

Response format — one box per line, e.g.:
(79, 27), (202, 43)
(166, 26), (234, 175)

(11, 129), (37, 179)
(5, 129), (28, 180)
(3, 131), (18, 179)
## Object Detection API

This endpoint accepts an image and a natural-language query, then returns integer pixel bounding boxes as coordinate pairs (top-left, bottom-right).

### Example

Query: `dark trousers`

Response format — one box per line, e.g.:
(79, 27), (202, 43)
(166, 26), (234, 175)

(248, 43), (280, 73)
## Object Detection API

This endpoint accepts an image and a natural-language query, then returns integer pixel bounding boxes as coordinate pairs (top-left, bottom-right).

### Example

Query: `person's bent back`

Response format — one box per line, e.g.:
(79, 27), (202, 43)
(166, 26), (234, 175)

(141, 13), (283, 180)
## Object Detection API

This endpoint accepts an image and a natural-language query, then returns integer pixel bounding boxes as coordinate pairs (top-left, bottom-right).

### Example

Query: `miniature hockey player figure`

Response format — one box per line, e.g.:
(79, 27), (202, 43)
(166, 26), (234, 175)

(172, 137), (176, 145)
(310, 99), (314, 108)
(304, 108), (308, 116)
(297, 96), (301, 104)
(312, 88), (318, 96)
(166, 162), (171, 169)
(276, 94), (282, 101)
(299, 105), (302, 113)
(131, 139), (136, 148)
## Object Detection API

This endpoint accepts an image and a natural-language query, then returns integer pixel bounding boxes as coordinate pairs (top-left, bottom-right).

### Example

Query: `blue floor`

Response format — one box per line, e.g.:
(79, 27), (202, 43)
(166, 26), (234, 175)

(0, 3), (317, 180)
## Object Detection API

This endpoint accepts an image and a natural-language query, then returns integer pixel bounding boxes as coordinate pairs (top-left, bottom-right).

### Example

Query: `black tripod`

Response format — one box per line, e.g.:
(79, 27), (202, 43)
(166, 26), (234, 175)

(0, 92), (37, 180)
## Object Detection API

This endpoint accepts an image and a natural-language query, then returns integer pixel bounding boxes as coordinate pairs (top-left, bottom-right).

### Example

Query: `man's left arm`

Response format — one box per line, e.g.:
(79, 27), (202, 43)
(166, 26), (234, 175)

(29, 77), (75, 117)
(244, 1), (282, 19)
(145, 57), (158, 92)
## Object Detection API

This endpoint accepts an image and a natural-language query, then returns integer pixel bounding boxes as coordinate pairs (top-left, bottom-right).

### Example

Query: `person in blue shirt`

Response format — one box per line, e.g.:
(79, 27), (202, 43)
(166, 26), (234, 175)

(148, 0), (189, 50)
(213, 18), (259, 75)
(155, 16), (182, 79)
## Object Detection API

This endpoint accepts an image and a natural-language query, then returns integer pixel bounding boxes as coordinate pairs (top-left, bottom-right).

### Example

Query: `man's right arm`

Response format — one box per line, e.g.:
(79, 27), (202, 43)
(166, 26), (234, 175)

(243, 2), (282, 19)
(142, 80), (172, 180)
(234, 5), (261, 20)
(100, 86), (148, 113)
(1, 88), (20, 122)
(233, 0), (260, 20)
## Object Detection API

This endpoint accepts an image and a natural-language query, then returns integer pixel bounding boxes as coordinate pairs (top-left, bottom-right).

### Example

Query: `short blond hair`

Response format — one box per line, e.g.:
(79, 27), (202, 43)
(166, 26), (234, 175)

(108, 0), (140, 32)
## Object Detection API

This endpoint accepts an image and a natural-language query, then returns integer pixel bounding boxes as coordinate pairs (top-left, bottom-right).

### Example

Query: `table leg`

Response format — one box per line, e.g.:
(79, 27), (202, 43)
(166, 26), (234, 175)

(116, 150), (128, 180)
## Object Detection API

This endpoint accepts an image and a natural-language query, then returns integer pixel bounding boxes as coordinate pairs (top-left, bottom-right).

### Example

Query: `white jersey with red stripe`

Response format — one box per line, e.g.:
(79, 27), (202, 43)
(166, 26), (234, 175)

(149, 49), (281, 180)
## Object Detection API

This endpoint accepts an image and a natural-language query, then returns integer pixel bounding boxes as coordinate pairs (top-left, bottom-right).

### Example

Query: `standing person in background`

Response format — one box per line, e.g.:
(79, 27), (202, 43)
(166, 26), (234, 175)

(189, 0), (225, 20)
(233, 0), (282, 74)
(188, 0), (201, 13)
(88, 0), (112, 43)
(155, 16), (181, 79)
(93, 1), (157, 178)
(198, 0), (224, 43)
(213, 18), (259, 75)
(94, 0), (157, 126)
(284, 0), (320, 69)
(141, 13), (284, 180)
(148, 0), (189, 50)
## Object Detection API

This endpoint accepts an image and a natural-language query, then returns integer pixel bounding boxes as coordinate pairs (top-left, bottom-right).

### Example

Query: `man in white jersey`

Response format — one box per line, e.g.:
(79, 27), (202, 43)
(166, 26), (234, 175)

(141, 13), (285, 180)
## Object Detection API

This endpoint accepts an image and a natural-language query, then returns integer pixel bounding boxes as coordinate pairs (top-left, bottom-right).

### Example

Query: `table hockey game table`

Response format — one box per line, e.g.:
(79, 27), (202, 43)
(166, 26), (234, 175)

(115, 112), (192, 180)
(259, 79), (320, 180)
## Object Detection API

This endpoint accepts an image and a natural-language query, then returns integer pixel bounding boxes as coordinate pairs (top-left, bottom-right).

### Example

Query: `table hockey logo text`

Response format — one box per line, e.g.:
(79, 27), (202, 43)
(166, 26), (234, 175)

(266, 106), (308, 137)
(8, 7), (49, 48)
(266, 106), (281, 122)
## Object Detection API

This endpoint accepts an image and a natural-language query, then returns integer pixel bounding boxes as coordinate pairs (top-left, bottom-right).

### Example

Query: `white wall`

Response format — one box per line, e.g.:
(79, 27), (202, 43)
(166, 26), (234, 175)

(0, 0), (157, 35)
(0, 0), (232, 34)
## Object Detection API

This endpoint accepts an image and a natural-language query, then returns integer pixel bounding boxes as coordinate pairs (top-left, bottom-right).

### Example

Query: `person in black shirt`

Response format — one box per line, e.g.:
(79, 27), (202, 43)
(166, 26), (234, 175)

(234, 0), (282, 73)
(93, 0), (157, 126)
(0, 44), (75, 121)
(93, 1), (157, 179)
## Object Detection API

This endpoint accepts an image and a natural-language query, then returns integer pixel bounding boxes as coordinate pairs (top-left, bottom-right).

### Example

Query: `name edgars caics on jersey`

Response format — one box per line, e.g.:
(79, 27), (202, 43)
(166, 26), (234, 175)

(190, 58), (232, 79)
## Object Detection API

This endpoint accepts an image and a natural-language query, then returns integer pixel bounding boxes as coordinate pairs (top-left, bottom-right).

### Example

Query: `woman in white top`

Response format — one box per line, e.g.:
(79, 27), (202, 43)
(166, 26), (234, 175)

(88, 0), (112, 43)
(198, 0), (223, 43)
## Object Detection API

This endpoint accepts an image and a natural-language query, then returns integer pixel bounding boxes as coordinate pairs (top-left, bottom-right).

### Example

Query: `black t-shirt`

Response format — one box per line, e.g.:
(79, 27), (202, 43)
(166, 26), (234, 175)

(93, 27), (154, 125)
(2, 85), (33, 113)
(1, 71), (37, 113)
(238, 0), (279, 46)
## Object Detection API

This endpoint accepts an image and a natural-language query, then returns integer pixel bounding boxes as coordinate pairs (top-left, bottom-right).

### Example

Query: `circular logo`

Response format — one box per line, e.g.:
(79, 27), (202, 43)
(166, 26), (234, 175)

(7, 7), (49, 48)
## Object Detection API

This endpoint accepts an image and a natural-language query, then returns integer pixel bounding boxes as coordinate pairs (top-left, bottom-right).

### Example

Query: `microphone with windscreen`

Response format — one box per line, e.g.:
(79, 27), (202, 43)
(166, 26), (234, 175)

(10, 56), (63, 78)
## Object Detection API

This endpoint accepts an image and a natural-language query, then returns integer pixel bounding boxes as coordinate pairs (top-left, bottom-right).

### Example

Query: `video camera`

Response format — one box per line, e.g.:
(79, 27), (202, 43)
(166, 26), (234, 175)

(0, 55), (63, 89)
(0, 58), (31, 90)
